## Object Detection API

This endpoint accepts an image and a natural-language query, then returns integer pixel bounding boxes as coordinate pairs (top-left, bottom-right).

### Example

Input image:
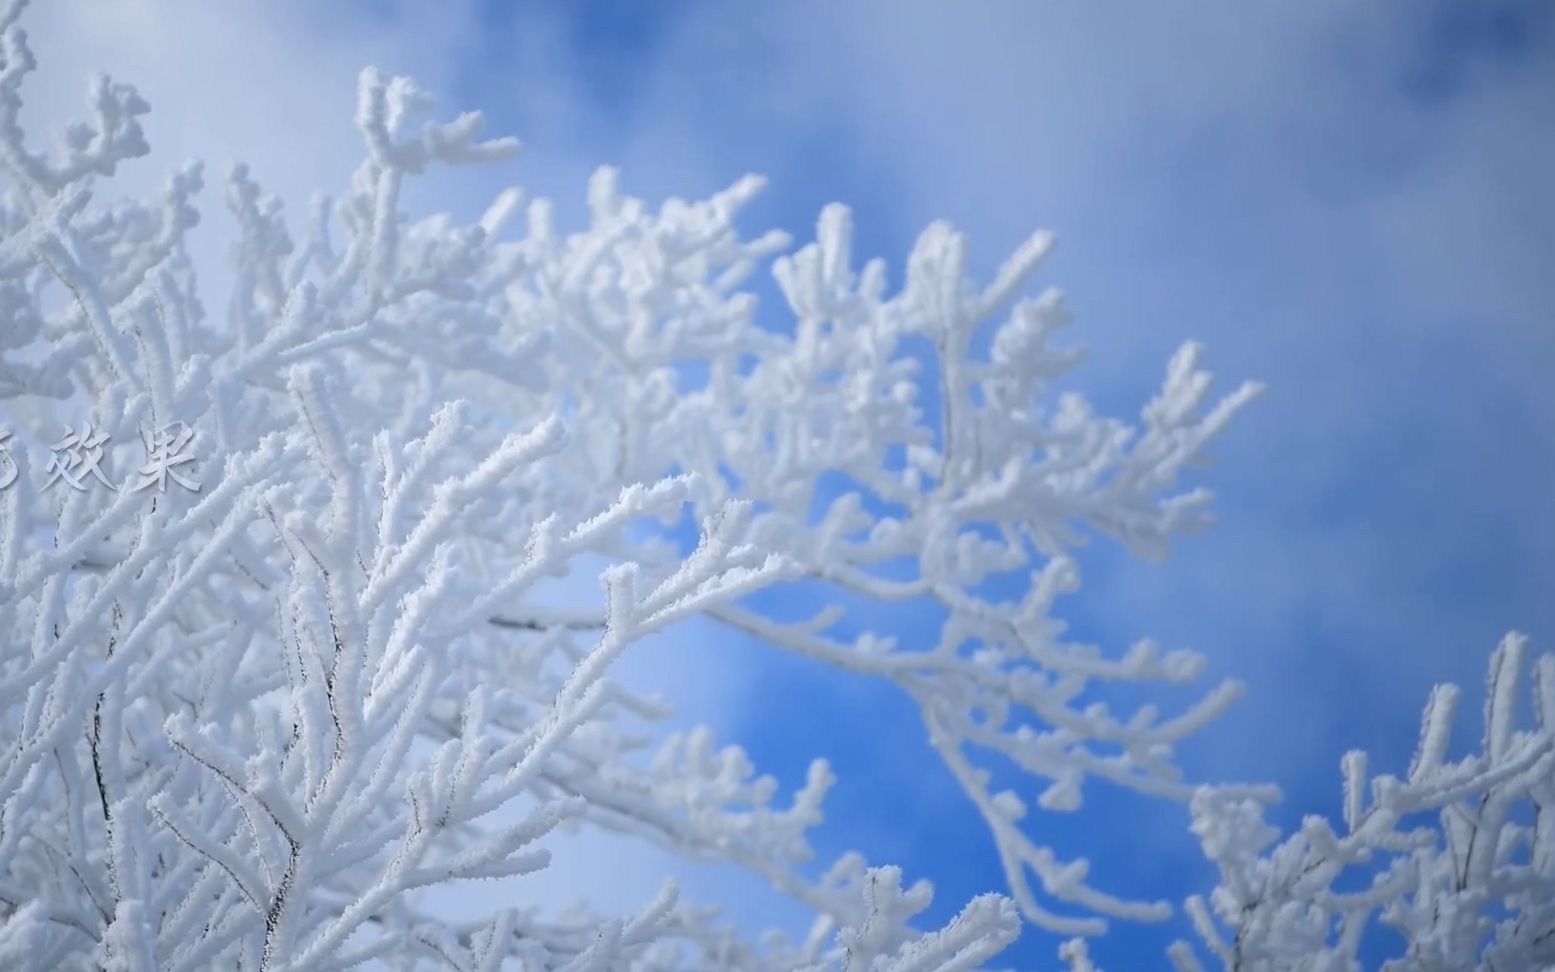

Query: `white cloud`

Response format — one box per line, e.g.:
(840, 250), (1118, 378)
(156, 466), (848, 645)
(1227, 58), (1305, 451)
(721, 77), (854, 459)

(22, 0), (1553, 957)
(22, 0), (477, 201)
(475, 0), (1555, 920)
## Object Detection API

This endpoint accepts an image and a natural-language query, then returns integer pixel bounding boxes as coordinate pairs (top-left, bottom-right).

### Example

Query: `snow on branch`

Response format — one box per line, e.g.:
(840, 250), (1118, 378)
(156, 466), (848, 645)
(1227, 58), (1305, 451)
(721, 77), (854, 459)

(0, 3), (1443, 968)
(1167, 634), (1555, 972)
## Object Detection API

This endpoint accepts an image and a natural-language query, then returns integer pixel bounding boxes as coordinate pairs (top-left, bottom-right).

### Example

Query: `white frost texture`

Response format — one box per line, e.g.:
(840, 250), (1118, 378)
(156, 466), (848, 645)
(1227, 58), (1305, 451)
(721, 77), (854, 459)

(0, 2), (1549, 969)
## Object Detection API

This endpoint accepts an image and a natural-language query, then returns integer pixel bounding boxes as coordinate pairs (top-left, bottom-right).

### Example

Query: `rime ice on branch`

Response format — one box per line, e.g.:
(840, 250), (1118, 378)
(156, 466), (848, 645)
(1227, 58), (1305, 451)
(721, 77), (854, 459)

(1160, 635), (1555, 972)
(0, 0), (1294, 966)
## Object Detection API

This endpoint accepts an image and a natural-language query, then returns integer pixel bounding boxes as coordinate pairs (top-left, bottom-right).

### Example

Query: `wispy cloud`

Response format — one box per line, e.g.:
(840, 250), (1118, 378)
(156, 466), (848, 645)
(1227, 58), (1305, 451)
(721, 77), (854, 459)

(29, 1), (1551, 964)
(424, 1), (1555, 963)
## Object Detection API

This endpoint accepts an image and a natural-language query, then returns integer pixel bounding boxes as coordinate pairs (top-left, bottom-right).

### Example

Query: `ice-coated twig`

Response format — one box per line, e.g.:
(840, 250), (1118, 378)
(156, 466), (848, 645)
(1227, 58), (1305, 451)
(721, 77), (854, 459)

(0, 4), (1301, 967)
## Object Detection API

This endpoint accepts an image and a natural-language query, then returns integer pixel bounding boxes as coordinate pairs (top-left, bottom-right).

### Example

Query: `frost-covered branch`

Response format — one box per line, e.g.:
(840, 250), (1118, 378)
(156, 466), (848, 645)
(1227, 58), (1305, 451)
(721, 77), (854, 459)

(1168, 634), (1555, 972)
(0, 1), (1291, 966)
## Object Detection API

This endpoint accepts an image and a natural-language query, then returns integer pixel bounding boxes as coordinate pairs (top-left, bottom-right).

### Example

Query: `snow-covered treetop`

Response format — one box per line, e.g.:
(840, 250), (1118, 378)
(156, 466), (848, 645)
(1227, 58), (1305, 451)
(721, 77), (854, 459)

(6, 2), (1544, 968)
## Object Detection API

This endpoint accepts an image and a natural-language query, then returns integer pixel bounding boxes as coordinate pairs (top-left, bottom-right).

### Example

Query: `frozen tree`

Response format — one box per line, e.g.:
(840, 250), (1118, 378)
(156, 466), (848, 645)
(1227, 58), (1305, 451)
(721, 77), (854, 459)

(8, 2), (1542, 969)
(1156, 634), (1555, 972)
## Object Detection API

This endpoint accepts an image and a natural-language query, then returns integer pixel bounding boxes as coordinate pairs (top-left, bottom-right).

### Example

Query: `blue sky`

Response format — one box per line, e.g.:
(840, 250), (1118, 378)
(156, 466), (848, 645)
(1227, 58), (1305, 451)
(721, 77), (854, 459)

(26, 1), (1555, 966)
(428, 3), (1554, 965)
